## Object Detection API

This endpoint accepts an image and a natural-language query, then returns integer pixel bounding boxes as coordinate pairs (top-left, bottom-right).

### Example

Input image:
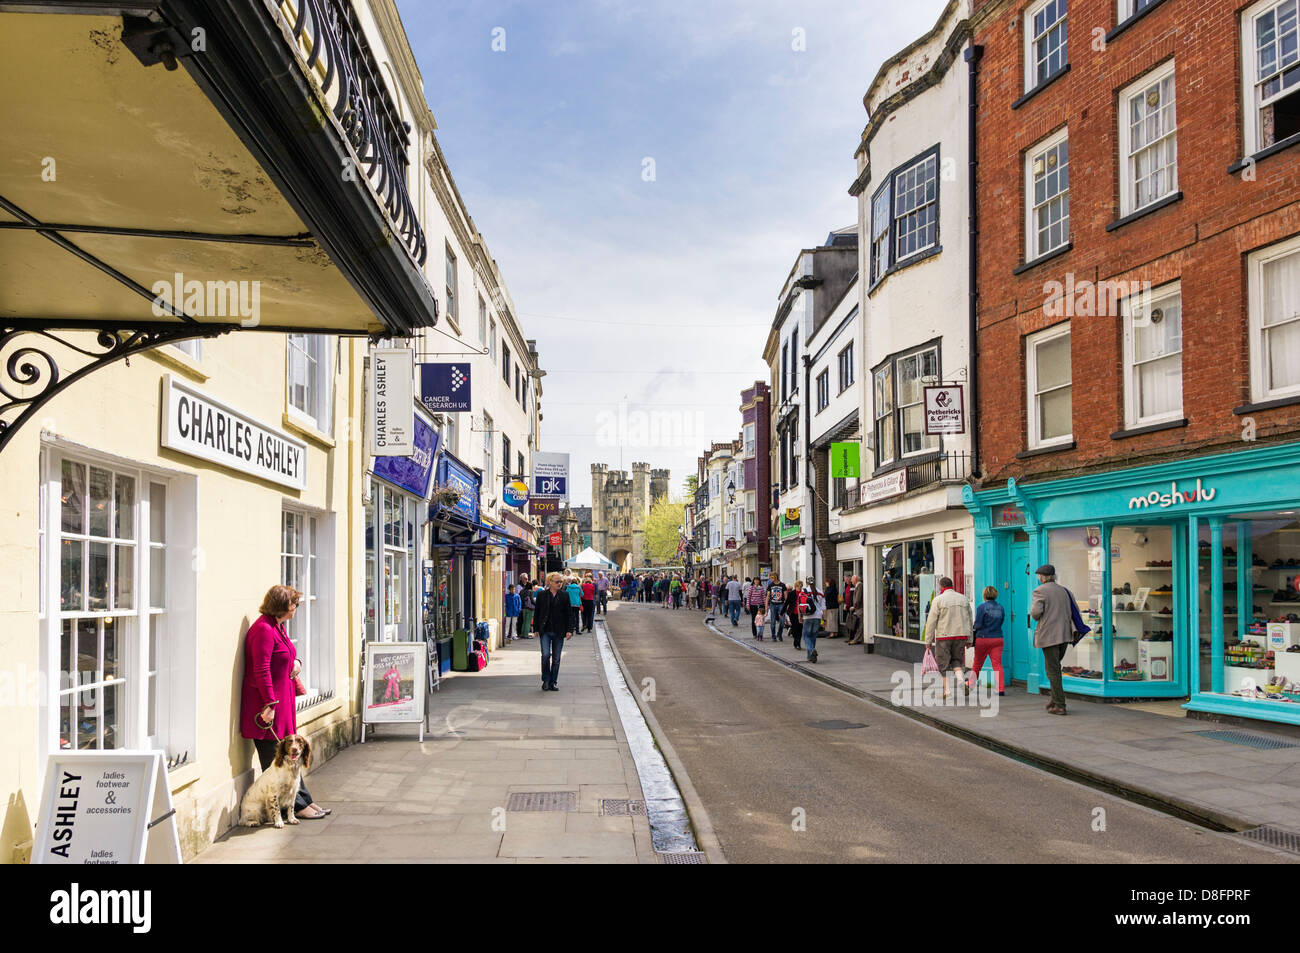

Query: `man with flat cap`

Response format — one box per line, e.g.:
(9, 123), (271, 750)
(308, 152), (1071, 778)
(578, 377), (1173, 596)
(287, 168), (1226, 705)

(1029, 563), (1076, 715)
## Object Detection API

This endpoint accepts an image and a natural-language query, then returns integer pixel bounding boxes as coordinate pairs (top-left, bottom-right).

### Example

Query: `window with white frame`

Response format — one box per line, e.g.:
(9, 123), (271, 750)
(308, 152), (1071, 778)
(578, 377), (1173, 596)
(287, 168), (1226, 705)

(287, 334), (333, 433)
(1119, 0), (1160, 20)
(870, 185), (891, 285)
(50, 456), (192, 761)
(746, 491), (756, 532)
(1248, 233), (1300, 402)
(1026, 128), (1070, 260)
(1123, 283), (1183, 427)
(478, 295), (487, 345)
(1027, 323), (1073, 448)
(790, 328), (799, 392)
(873, 345), (939, 465)
(171, 339), (202, 361)
(482, 412), (494, 496)
(744, 422), (756, 455)
(1119, 61), (1178, 216)
(1025, 0), (1068, 92)
(502, 344), (511, 384)
(816, 369), (830, 412)
(1243, 0), (1300, 156)
(281, 508), (332, 696)
(871, 147), (940, 283)
(445, 245), (458, 324)
(838, 341), (855, 392)
(490, 320), (497, 362)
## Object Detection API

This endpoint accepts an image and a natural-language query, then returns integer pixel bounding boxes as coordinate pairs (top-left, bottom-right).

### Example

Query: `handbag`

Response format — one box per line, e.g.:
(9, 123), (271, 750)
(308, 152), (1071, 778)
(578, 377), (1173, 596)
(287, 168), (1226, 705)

(293, 675), (308, 696)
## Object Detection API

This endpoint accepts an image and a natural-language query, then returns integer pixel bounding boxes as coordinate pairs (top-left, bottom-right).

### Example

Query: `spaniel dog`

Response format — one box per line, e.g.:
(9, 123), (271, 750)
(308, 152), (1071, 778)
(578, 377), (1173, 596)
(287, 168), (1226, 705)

(240, 734), (311, 828)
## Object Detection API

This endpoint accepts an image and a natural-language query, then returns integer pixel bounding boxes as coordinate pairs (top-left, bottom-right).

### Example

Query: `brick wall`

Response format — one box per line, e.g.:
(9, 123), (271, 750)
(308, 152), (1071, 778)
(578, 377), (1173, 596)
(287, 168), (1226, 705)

(973, 0), (1300, 488)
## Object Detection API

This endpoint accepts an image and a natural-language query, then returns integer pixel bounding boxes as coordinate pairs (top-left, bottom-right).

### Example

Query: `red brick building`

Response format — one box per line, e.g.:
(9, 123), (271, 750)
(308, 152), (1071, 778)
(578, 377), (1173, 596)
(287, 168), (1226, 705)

(964, 0), (1300, 725)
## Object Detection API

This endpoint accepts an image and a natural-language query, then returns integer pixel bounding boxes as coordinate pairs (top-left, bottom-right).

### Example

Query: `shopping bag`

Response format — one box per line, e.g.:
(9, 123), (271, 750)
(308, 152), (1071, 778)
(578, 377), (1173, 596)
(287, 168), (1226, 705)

(922, 646), (940, 675)
(964, 645), (975, 668)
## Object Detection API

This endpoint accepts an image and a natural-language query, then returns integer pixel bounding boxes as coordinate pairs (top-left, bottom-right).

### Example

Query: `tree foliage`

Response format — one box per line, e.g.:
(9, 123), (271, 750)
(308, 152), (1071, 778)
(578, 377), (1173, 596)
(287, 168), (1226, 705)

(643, 498), (687, 565)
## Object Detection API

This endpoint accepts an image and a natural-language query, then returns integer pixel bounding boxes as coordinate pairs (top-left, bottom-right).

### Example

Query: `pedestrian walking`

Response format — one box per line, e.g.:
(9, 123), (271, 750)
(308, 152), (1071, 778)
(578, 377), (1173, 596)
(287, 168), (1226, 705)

(533, 572), (574, 691)
(726, 574), (743, 626)
(566, 574), (583, 633)
(746, 577), (765, 638)
(596, 571), (610, 614)
(922, 576), (974, 700)
(801, 582), (826, 663)
(1030, 564), (1083, 715)
(504, 584), (521, 642)
(670, 574), (683, 609)
(822, 578), (840, 638)
(969, 585), (1007, 695)
(785, 580), (804, 650)
(687, 576), (699, 611)
(766, 575), (787, 642)
(845, 575), (865, 646)
(519, 578), (536, 639)
(580, 573), (596, 632)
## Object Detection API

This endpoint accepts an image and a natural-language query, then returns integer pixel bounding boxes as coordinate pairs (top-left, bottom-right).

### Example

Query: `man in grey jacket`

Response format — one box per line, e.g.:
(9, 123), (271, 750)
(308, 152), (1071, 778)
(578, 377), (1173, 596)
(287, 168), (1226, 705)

(1029, 563), (1074, 715)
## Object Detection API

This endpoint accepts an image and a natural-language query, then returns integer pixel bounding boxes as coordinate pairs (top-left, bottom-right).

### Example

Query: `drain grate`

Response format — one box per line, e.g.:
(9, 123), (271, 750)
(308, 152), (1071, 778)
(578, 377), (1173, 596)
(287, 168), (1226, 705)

(1237, 825), (1300, 855)
(658, 851), (707, 864)
(600, 798), (647, 816)
(1194, 729), (1300, 750)
(807, 719), (868, 730)
(506, 791), (577, 812)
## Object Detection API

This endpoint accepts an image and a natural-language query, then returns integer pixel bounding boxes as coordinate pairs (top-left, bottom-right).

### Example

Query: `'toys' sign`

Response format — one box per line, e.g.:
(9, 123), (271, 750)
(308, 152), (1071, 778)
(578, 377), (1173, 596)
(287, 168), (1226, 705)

(503, 481), (529, 508)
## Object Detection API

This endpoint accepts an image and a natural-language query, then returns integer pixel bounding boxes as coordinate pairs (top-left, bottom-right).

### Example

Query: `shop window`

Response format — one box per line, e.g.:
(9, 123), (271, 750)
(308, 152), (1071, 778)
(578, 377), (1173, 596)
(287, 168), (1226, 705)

(50, 455), (193, 764)
(1122, 282), (1183, 427)
(1025, 128), (1070, 261)
(1026, 323), (1072, 448)
(281, 509), (333, 697)
(1248, 233), (1300, 402)
(877, 539), (934, 639)
(1244, 0), (1300, 155)
(1025, 0), (1068, 92)
(1119, 61), (1178, 216)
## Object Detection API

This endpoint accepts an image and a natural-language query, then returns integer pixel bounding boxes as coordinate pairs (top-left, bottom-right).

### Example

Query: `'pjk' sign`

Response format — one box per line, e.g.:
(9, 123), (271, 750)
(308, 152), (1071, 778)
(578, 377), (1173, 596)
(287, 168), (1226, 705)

(830, 442), (861, 479)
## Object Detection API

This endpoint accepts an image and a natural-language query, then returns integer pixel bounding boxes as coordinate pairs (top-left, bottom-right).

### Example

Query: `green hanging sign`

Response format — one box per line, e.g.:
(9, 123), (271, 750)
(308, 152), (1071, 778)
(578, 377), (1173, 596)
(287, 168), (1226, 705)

(830, 442), (861, 479)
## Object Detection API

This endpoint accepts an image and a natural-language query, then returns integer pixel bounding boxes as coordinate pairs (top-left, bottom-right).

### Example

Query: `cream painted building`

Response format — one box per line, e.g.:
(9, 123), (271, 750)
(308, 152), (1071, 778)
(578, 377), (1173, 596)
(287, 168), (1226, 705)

(0, 1), (537, 863)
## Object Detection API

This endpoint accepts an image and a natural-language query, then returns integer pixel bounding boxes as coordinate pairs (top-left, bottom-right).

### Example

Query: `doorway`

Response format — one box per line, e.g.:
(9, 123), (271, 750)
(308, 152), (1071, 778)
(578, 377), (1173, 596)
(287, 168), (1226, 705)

(1007, 533), (1031, 683)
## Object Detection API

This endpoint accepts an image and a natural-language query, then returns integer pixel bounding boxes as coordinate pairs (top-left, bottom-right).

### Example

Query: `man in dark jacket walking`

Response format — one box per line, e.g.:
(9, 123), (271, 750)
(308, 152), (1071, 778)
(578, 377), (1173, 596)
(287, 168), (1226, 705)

(532, 572), (574, 692)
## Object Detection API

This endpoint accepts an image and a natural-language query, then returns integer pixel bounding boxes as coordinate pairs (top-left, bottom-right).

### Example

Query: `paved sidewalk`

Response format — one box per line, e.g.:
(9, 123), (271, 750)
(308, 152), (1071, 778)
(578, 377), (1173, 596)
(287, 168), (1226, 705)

(699, 611), (1300, 838)
(194, 630), (657, 863)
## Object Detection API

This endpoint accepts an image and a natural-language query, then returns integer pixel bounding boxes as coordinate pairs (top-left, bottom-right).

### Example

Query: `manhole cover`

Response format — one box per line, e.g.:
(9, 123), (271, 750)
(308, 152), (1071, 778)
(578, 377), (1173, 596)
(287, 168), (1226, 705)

(506, 791), (577, 812)
(600, 798), (647, 816)
(658, 851), (706, 864)
(1194, 729), (1300, 750)
(1237, 825), (1300, 855)
(807, 719), (868, 730)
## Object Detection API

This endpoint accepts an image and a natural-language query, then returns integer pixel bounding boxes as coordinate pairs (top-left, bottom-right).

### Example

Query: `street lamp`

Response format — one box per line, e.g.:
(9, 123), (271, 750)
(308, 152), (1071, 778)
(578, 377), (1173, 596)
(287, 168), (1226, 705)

(726, 478), (735, 505)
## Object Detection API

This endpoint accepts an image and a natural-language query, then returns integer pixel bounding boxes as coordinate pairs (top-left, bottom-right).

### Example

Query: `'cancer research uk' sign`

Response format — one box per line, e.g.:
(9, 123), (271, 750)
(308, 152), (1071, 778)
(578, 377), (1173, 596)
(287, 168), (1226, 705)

(923, 385), (966, 435)
(161, 375), (307, 490)
(532, 451), (570, 501)
(420, 362), (471, 413)
(370, 348), (414, 456)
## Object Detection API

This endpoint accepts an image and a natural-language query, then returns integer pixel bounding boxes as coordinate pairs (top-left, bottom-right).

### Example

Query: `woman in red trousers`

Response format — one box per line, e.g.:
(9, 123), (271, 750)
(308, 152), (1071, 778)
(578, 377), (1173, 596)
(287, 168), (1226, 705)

(968, 586), (1007, 695)
(240, 584), (329, 819)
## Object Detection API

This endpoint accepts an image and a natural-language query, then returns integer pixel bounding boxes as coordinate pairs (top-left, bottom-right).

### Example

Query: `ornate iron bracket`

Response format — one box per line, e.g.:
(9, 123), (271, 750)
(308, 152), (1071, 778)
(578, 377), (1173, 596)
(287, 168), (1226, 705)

(0, 321), (236, 454)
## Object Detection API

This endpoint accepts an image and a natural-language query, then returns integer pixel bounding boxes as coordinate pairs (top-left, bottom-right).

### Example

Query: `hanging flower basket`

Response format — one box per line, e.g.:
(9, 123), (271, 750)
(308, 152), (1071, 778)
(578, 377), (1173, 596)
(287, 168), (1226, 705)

(432, 484), (463, 508)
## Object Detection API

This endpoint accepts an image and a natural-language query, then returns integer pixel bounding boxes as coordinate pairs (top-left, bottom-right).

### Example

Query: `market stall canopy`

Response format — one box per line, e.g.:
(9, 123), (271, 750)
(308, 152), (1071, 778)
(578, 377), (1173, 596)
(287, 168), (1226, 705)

(564, 547), (618, 571)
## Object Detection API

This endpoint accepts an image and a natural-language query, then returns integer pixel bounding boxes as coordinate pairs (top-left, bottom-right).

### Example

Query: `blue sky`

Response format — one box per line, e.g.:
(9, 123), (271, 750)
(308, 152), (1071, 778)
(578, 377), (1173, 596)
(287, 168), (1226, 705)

(397, 0), (950, 506)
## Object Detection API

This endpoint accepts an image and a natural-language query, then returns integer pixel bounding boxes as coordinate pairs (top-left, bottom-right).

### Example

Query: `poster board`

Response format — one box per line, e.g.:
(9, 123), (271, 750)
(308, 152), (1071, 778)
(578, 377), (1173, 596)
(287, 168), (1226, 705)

(34, 750), (180, 865)
(361, 641), (427, 742)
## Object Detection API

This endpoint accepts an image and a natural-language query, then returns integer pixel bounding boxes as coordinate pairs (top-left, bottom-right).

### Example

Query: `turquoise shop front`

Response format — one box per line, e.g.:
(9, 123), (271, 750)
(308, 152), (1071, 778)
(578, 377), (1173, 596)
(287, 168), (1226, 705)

(963, 441), (1300, 726)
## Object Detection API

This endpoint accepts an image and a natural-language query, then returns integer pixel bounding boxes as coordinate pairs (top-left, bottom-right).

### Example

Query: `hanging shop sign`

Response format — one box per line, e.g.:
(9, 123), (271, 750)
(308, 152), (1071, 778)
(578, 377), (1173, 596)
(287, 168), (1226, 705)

(372, 410), (439, 498)
(549, 532), (563, 546)
(830, 442), (861, 479)
(503, 480), (529, 508)
(725, 538), (737, 550)
(532, 451), (570, 501)
(34, 750), (180, 865)
(370, 348), (414, 456)
(923, 386), (966, 435)
(419, 362), (472, 414)
(859, 469), (908, 505)
(529, 497), (558, 516)
(160, 375), (307, 490)
(785, 507), (801, 524)
(434, 452), (480, 524)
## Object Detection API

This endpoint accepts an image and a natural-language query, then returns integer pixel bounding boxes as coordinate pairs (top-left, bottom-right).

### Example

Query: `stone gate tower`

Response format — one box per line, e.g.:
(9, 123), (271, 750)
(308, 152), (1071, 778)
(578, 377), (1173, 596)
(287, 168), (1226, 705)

(590, 461), (672, 570)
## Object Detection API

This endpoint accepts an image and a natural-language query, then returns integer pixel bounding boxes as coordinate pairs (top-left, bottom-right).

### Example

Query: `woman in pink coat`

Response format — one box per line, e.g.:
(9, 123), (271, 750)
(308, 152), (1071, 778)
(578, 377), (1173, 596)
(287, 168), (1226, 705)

(240, 585), (329, 819)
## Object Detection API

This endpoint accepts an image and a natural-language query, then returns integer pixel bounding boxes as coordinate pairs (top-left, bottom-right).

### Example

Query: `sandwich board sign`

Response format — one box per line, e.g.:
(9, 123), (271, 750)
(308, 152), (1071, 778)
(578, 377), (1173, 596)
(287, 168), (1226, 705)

(34, 750), (181, 864)
(361, 641), (428, 742)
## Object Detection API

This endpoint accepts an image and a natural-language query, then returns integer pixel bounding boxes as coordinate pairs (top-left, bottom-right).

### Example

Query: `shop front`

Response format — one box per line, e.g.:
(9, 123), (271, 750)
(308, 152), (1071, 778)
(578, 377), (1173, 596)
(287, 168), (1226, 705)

(366, 409), (438, 643)
(963, 441), (1300, 725)
(428, 450), (483, 638)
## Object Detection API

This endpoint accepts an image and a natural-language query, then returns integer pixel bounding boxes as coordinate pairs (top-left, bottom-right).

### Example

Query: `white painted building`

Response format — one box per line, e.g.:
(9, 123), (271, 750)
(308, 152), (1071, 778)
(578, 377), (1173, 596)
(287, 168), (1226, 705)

(846, 0), (976, 660)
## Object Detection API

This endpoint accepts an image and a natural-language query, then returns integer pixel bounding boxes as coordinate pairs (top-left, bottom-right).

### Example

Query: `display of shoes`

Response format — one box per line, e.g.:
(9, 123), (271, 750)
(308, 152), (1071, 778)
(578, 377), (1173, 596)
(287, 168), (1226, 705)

(1122, 582), (1132, 594)
(1126, 602), (1136, 611)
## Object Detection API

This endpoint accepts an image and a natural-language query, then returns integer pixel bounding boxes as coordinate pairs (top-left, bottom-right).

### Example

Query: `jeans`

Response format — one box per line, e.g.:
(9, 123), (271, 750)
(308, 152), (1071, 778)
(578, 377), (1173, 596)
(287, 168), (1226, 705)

(770, 611), (785, 641)
(540, 631), (565, 686)
(597, 591), (608, 613)
(253, 738), (313, 813)
(582, 600), (595, 632)
(569, 604), (581, 632)
(1042, 643), (1067, 707)
(728, 600), (741, 624)
(803, 619), (819, 659)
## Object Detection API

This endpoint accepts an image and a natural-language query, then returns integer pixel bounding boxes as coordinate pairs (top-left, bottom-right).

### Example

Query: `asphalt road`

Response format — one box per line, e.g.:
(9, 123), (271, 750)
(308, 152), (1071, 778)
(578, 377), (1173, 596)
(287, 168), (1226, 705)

(605, 602), (1288, 864)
